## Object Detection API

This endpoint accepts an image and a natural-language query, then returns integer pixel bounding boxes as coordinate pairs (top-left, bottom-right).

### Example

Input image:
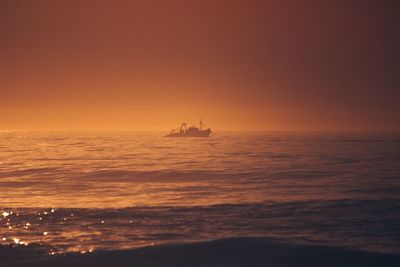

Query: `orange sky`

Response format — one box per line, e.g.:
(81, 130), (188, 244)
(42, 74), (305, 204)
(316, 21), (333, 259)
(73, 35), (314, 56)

(1, 0), (399, 131)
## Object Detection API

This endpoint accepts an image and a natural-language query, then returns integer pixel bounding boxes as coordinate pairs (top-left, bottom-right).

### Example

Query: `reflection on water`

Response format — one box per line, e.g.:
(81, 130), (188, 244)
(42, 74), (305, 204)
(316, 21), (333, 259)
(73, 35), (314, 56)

(0, 132), (400, 253)
(1, 200), (400, 254)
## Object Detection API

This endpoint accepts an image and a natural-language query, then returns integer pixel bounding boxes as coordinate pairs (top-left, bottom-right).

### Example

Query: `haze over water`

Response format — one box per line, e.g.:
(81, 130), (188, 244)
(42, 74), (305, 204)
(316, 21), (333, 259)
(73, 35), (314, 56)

(1, 132), (399, 254)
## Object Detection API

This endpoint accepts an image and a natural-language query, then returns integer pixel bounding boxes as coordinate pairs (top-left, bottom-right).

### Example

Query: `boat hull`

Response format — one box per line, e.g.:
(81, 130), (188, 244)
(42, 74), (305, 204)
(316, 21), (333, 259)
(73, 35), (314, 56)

(165, 129), (211, 137)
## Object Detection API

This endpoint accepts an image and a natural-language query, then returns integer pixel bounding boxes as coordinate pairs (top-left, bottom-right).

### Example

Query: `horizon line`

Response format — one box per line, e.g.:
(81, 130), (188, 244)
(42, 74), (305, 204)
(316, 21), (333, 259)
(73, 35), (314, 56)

(1, 129), (400, 133)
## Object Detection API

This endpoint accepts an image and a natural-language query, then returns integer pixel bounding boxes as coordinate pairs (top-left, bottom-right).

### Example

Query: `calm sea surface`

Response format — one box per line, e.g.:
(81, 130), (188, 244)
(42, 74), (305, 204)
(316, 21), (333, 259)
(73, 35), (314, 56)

(0, 132), (399, 254)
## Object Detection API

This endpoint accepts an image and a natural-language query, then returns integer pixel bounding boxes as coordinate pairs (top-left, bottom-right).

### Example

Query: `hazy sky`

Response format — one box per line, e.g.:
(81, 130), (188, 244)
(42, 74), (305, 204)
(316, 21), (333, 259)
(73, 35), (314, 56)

(1, 0), (399, 131)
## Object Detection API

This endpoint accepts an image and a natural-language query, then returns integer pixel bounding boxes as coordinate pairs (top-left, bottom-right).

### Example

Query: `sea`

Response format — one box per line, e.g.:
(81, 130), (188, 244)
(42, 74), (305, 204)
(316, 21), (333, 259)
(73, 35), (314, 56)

(0, 131), (399, 255)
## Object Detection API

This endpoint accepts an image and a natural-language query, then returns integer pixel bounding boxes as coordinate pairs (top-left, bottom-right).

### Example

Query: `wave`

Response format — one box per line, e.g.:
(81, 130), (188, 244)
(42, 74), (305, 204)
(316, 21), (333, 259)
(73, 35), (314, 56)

(2, 199), (399, 256)
(2, 237), (399, 267)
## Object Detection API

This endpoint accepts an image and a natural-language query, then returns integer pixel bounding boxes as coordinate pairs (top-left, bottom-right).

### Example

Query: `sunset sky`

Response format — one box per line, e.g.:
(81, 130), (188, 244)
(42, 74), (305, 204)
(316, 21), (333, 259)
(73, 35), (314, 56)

(1, 0), (399, 131)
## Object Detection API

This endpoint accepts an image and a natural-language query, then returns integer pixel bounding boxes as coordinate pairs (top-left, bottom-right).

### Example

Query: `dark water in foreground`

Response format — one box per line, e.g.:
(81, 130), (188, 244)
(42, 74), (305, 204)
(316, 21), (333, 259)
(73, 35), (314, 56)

(0, 132), (399, 255)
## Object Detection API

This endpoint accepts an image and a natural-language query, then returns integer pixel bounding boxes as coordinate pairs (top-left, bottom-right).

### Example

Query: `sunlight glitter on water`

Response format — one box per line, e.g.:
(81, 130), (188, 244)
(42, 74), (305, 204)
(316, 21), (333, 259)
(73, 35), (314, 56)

(1, 132), (399, 208)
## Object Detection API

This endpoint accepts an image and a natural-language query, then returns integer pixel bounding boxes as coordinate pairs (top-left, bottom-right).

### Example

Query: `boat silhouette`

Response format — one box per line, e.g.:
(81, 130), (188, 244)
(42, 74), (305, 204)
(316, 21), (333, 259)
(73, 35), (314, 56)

(165, 120), (211, 137)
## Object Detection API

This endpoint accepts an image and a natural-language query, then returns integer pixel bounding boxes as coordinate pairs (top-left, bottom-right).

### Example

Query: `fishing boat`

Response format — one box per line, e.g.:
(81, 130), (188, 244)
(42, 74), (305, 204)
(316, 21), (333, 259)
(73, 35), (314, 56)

(165, 120), (211, 137)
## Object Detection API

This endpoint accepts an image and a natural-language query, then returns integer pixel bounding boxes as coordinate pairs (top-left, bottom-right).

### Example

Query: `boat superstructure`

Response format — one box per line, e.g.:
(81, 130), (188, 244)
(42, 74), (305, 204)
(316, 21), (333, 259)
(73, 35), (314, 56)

(165, 120), (211, 137)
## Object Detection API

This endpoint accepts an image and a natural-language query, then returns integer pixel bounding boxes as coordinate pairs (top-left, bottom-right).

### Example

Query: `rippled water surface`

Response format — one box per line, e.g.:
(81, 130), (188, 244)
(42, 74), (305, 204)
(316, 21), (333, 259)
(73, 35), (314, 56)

(1, 132), (399, 254)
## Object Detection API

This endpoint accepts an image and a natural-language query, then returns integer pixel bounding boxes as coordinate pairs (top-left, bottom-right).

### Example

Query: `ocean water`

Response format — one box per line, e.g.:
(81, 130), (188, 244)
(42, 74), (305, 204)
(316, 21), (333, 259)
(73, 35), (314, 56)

(0, 132), (399, 255)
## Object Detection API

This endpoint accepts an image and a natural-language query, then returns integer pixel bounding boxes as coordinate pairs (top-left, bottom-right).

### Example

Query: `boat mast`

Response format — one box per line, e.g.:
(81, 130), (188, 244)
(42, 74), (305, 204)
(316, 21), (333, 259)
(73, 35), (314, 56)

(180, 123), (187, 133)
